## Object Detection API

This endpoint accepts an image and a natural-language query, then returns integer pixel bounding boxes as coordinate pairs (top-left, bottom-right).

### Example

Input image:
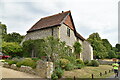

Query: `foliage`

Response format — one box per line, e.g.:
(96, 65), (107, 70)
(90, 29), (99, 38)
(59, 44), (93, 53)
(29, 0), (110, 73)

(75, 59), (84, 64)
(59, 59), (70, 69)
(87, 60), (99, 67)
(22, 36), (73, 64)
(65, 63), (74, 71)
(115, 44), (120, 52)
(16, 58), (36, 68)
(2, 42), (23, 57)
(4, 32), (24, 43)
(51, 67), (64, 79)
(73, 41), (82, 58)
(75, 64), (84, 69)
(0, 22), (7, 40)
(32, 58), (40, 62)
(22, 39), (45, 57)
(87, 33), (108, 59)
(102, 39), (112, 51)
(108, 50), (117, 59)
(84, 60), (89, 65)
(51, 72), (58, 80)
(8, 60), (17, 65)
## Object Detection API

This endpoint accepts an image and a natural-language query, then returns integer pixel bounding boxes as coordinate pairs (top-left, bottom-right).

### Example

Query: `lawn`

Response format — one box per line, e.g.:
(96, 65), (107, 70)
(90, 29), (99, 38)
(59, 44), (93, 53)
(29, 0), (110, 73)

(63, 65), (114, 78)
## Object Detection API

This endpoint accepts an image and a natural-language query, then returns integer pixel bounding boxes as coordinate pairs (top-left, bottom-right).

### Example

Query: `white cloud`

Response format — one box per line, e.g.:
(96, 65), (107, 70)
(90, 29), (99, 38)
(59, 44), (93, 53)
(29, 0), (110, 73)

(0, 0), (119, 46)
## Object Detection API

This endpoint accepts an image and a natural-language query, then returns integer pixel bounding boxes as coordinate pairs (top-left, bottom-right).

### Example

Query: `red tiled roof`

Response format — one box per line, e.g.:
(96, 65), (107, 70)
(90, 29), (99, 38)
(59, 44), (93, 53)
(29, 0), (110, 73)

(27, 11), (85, 41)
(28, 11), (70, 32)
(76, 32), (85, 41)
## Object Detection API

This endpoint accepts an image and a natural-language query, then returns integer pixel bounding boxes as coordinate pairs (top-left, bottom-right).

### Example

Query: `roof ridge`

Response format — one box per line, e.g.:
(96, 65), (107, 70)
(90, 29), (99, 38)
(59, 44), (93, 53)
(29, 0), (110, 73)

(41, 11), (71, 20)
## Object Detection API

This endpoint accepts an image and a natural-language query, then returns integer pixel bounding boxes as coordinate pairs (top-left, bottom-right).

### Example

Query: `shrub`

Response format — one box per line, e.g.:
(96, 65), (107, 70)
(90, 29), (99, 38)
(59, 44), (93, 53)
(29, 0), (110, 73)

(59, 59), (70, 69)
(8, 60), (17, 65)
(32, 58), (40, 62)
(87, 60), (99, 67)
(51, 72), (58, 80)
(75, 59), (84, 65)
(55, 67), (64, 78)
(16, 58), (36, 68)
(16, 61), (24, 67)
(84, 60), (89, 65)
(65, 63), (74, 71)
(76, 64), (84, 69)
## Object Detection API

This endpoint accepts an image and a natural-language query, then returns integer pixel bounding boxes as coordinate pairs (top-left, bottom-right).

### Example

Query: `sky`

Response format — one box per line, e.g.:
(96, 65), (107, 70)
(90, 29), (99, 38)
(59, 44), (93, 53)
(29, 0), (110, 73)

(0, 0), (119, 46)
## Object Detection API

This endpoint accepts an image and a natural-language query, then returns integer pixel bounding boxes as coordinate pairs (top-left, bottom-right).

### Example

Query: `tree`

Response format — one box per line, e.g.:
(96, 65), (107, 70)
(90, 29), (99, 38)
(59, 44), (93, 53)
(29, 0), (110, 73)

(116, 44), (120, 52)
(2, 42), (23, 57)
(22, 36), (73, 63)
(4, 32), (24, 43)
(108, 50), (117, 59)
(22, 39), (45, 57)
(87, 33), (108, 59)
(73, 41), (82, 58)
(102, 39), (112, 51)
(0, 22), (7, 36)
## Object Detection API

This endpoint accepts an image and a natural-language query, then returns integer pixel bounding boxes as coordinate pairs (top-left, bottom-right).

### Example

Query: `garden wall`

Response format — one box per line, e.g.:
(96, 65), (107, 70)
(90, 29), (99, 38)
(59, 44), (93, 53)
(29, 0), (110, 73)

(3, 60), (53, 78)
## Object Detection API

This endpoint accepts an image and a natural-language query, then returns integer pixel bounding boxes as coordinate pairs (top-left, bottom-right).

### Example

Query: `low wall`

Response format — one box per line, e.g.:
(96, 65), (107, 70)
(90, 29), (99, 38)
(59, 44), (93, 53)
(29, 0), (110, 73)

(97, 60), (114, 65)
(3, 60), (53, 78)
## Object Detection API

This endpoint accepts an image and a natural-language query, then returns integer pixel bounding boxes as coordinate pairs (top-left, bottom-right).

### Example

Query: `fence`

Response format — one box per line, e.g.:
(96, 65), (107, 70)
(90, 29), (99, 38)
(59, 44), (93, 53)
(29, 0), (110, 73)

(73, 69), (113, 79)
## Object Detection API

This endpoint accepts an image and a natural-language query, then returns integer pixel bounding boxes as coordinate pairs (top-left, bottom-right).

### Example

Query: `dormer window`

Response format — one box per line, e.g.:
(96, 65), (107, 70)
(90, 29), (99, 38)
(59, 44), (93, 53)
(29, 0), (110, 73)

(67, 27), (70, 37)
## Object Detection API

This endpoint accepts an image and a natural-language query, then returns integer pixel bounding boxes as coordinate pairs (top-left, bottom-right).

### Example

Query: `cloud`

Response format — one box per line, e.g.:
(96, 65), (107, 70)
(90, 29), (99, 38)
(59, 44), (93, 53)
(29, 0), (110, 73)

(0, 0), (119, 46)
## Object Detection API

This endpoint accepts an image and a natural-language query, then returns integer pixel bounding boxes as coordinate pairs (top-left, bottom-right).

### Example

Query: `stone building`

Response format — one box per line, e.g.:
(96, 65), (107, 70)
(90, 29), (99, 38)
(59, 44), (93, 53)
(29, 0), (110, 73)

(21, 11), (93, 61)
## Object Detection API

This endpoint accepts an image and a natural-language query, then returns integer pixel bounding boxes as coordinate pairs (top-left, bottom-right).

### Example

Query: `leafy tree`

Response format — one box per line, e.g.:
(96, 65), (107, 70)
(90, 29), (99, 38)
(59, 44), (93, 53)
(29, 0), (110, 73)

(115, 44), (120, 52)
(2, 42), (23, 57)
(43, 36), (72, 62)
(22, 39), (45, 57)
(102, 39), (112, 51)
(108, 50), (117, 59)
(4, 32), (24, 43)
(87, 33), (108, 59)
(0, 22), (7, 36)
(22, 36), (73, 63)
(73, 41), (82, 58)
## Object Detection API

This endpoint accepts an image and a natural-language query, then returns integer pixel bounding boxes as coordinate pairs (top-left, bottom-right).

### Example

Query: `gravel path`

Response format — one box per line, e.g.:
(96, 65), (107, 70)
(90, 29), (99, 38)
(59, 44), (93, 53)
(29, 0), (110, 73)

(0, 61), (41, 78)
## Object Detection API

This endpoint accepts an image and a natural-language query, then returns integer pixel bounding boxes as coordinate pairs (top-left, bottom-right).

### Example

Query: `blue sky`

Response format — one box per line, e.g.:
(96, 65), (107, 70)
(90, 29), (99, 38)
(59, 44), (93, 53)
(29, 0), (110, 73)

(0, 0), (119, 46)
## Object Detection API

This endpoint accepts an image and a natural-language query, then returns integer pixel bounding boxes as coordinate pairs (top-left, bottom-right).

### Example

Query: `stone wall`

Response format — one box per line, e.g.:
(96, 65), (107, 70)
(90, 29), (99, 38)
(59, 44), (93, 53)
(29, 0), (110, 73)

(3, 61), (53, 78)
(59, 24), (77, 47)
(21, 26), (59, 44)
(82, 41), (93, 61)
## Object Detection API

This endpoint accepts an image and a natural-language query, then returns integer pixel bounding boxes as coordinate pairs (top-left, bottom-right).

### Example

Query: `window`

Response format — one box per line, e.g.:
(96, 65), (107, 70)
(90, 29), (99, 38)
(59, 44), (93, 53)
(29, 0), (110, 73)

(52, 28), (54, 36)
(67, 27), (70, 37)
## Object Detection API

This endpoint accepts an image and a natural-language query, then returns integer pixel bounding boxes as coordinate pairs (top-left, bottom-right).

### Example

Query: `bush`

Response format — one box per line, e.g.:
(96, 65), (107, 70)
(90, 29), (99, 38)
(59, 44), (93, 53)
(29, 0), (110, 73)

(59, 59), (70, 69)
(8, 60), (17, 65)
(87, 60), (99, 67)
(76, 64), (84, 69)
(51, 72), (58, 80)
(51, 67), (64, 79)
(65, 63), (74, 71)
(75, 59), (84, 65)
(32, 58), (40, 62)
(16, 58), (36, 68)
(55, 67), (64, 78)
(84, 60), (89, 65)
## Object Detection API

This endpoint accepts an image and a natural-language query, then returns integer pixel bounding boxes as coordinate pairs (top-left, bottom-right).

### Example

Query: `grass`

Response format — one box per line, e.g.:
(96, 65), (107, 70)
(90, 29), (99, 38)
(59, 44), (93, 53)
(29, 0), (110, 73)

(63, 65), (114, 78)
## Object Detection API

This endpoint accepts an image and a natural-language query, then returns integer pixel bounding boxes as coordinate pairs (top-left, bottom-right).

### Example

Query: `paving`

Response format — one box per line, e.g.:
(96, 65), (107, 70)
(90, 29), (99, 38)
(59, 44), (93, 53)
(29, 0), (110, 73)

(0, 61), (41, 79)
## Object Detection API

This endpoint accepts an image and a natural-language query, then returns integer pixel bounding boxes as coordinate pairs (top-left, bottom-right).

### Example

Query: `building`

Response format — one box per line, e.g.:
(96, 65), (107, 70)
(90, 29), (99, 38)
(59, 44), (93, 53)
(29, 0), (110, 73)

(21, 11), (93, 61)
